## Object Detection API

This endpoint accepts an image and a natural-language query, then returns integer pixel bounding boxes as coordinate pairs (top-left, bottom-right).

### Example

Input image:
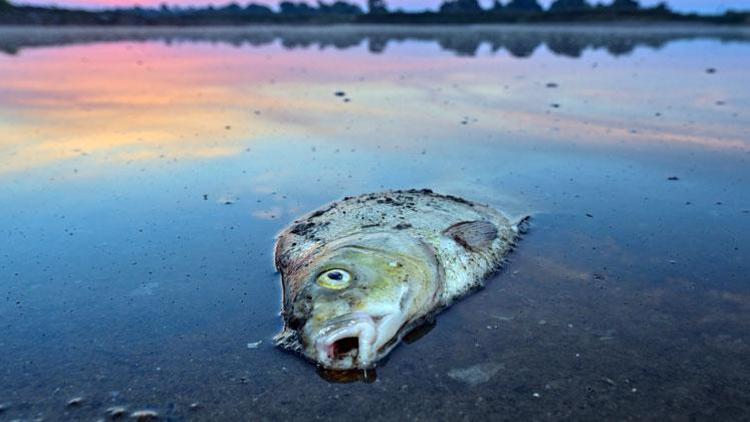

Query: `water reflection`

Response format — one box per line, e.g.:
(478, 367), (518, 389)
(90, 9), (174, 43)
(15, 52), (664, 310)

(1, 28), (747, 179)
(1, 26), (749, 58)
(0, 25), (749, 420)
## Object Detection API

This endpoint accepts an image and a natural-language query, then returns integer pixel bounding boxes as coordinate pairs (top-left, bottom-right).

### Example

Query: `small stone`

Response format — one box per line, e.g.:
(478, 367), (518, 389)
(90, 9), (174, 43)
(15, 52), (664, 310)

(67, 397), (84, 407)
(105, 406), (127, 419)
(131, 410), (159, 421)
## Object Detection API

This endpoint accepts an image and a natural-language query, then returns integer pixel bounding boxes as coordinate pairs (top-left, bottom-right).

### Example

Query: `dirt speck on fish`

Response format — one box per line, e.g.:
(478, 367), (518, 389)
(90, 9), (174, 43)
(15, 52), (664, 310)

(274, 189), (528, 370)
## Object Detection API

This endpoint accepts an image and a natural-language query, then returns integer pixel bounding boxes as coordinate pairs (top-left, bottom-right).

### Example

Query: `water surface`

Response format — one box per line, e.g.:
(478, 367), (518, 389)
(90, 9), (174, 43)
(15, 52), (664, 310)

(1, 25), (749, 420)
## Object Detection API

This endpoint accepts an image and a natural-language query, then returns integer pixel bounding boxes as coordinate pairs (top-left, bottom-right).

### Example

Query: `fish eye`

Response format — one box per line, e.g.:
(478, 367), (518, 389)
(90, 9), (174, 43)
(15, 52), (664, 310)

(316, 269), (351, 290)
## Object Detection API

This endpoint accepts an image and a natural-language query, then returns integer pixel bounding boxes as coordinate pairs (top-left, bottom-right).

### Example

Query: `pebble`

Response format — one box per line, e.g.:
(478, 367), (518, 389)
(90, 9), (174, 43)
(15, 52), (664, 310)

(105, 406), (127, 419)
(131, 410), (159, 421)
(67, 397), (84, 407)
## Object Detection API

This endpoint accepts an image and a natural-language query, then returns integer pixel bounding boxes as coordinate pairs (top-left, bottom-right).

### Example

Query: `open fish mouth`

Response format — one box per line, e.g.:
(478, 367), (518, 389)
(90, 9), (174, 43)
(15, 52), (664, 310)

(314, 312), (380, 369)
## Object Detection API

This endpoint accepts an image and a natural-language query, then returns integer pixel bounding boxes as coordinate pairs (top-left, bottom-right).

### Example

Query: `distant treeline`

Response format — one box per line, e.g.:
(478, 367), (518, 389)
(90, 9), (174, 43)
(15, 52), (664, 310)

(3, 26), (750, 57)
(0, 0), (748, 25)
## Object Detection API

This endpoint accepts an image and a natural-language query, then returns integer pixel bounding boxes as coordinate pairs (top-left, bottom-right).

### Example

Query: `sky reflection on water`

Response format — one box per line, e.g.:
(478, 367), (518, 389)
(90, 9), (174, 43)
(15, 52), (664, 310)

(0, 26), (749, 421)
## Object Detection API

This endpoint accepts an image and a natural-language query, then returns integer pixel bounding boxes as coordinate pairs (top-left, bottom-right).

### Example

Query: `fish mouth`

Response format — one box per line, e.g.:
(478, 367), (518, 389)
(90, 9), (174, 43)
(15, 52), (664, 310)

(314, 312), (380, 369)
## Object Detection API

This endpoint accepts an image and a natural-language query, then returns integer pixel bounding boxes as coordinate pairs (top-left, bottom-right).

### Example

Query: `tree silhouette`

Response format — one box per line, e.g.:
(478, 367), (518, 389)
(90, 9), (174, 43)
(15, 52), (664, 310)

(505, 0), (543, 13)
(608, 0), (639, 10)
(368, 0), (387, 14)
(549, 0), (591, 12)
(439, 0), (483, 14)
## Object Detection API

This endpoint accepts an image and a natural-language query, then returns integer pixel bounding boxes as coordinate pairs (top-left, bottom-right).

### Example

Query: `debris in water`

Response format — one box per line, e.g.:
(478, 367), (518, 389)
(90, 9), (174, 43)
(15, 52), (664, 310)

(67, 397), (84, 407)
(0, 403), (8, 413)
(131, 409), (159, 421)
(334, 91), (346, 97)
(447, 362), (505, 386)
(189, 402), (201, 411)
(105, 406), (127, 419)
(246, 340), (263, 349)
(586, 213), (593, 218)
(706, 68), (717, 74)
(546, 82), (558, 88)
(202, 194), (208, 200)
(550, 103), (560, 108)
(667, 176), (679, 181)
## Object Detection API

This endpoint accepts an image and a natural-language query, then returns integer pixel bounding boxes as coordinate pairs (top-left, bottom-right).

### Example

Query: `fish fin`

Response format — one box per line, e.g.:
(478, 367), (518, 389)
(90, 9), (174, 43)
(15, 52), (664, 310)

(273, 328), (303, 353)
(513, 215), (531, 235)
(443, 220), (498, 252)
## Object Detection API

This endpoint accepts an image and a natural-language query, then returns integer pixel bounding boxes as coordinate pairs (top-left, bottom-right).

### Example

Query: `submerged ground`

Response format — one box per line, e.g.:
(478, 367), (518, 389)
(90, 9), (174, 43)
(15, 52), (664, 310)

(0, 25), (749, 420)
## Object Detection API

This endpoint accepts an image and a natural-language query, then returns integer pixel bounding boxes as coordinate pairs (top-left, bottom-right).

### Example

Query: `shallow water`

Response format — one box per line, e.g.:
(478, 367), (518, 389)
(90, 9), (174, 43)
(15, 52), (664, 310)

(0, 25), (749, 420)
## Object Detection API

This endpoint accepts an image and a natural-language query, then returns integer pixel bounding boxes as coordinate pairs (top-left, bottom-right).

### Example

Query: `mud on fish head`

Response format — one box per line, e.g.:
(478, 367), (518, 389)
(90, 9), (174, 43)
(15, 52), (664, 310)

(283, 232), (443, 370)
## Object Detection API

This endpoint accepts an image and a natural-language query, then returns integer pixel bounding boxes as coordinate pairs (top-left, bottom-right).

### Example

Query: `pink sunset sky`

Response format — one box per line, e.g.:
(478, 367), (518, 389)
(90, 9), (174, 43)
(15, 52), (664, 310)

(15, 0), (750, 13)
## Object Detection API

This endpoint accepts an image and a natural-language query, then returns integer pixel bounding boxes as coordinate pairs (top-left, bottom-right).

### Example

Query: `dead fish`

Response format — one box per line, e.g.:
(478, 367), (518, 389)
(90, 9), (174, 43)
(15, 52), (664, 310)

(274, 189), (527, 370)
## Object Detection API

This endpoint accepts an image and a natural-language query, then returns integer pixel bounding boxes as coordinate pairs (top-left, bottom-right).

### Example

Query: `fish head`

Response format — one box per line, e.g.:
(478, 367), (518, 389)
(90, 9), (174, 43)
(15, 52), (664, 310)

(282, 232), (442, 369)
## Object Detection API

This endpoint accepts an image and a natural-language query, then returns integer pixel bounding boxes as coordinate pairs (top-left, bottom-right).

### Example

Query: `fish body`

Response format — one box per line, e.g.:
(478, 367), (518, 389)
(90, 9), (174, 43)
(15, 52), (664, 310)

(274, 189), (526, 369)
